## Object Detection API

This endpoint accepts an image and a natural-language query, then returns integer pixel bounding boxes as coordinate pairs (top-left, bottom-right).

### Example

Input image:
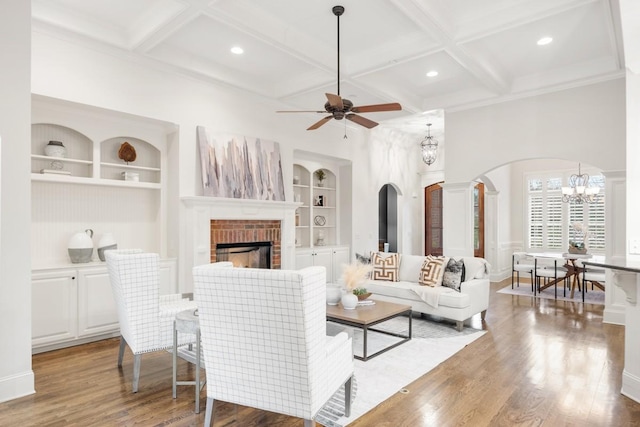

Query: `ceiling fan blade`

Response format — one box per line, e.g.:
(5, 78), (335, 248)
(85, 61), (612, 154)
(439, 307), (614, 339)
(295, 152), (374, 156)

(325, 93), (344, 110)
(276, 110), (326, 113)
(307, 116), (333, 130)
(346, 114), (378, 129)
(351, 102), (402, 113)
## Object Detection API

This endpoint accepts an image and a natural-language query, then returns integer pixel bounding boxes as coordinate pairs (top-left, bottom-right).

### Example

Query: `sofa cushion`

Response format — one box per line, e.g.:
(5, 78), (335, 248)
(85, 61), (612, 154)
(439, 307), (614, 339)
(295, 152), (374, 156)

(418, 255), (446, 287)
(366, 280), (470, 309)
(370, 252), (399, 281)
(398, 254), (427, 282)
(442, 258), (465, 292)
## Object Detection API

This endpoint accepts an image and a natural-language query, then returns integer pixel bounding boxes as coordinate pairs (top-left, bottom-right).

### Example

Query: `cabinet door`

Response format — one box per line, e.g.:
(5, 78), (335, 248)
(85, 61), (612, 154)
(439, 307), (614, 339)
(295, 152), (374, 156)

(77, 267), (119, 337)
(313, 248), (333, 283)
(295, 249), (314, 270)
(159, 259), (177, 295)
(32, 270), (77, 347)
(331, 246), (351, 282)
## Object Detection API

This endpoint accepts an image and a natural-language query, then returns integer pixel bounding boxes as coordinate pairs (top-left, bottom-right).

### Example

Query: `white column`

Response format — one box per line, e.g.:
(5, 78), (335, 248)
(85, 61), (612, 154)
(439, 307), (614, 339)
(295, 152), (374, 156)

(603, 170), (626, 325)
(484, 190), (500, 280)
(442, 182), (475, 257)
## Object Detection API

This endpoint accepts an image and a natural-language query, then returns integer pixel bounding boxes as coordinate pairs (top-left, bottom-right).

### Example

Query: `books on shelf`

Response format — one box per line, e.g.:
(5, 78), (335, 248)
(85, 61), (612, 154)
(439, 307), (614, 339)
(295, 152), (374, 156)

(40, 169), (71, 175)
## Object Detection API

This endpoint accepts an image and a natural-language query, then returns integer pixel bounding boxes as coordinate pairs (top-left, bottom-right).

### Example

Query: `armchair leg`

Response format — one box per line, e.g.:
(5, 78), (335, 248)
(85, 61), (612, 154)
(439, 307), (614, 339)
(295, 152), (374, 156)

(204, 397), (215, 427)
(481, 310), (487, 321)
(132, 354), (141, 393)
(118, 336), (126, 367)
(456, 321), (464, 332)
(303, 420), (316, 427)
(344, 376), (352, 417)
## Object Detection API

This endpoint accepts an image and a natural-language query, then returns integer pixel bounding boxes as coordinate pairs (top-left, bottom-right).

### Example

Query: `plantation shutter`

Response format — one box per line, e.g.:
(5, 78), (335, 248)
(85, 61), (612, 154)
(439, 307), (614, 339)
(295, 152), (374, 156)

(528, 178), (543, 249)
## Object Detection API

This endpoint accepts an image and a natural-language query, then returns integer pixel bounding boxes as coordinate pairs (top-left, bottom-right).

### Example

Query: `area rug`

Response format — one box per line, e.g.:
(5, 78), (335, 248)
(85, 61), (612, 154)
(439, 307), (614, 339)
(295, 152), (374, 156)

(497, 284), (604, 305)
(315, 316), (485, 426)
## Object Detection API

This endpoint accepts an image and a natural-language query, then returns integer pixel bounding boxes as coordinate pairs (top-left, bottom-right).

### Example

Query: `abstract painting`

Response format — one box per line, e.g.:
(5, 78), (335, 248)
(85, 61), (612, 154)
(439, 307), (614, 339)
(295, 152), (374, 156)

(197, 126), (286, 200)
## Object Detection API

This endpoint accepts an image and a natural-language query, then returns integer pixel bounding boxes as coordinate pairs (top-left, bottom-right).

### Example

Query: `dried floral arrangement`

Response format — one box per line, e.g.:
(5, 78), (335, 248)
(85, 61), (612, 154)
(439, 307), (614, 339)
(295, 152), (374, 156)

(341, 262), (372, 294)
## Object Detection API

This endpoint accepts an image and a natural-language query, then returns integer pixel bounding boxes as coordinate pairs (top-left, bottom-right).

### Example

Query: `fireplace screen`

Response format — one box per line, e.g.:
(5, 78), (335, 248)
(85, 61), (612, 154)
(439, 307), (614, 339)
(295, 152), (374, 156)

(215, 241), (272, 269)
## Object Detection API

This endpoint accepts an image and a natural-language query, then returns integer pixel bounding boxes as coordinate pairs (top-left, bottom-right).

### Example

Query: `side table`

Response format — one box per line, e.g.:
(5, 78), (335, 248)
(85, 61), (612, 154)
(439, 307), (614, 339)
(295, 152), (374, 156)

(173, 309), (205, 413)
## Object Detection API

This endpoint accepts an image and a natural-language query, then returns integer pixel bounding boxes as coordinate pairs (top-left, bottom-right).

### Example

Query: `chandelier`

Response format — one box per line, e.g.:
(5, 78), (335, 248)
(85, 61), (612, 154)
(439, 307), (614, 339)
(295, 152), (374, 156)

(420, 123), (438, 165)
(561, 163), (600, 203)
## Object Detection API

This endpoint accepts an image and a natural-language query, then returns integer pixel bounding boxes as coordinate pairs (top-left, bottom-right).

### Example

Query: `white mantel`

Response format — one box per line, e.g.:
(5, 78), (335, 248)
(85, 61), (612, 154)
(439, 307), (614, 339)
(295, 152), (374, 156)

(180, 196), (301, 291)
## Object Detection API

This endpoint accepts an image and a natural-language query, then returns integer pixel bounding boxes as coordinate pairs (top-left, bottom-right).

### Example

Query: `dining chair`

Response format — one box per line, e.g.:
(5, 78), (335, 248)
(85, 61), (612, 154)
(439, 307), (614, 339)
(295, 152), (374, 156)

(192, 264), (354, 427)
(534, 256), (568, 297)
(512, 252), (535, 290)
(105, 249), (197, 393)
(577, 260), (606, 302)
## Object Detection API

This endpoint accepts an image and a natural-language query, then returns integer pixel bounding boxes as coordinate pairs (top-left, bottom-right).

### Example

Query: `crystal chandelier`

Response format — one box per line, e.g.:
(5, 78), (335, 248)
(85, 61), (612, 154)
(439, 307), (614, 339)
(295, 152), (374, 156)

(561, 163), (600, 203)
(420, 123), (438, 165)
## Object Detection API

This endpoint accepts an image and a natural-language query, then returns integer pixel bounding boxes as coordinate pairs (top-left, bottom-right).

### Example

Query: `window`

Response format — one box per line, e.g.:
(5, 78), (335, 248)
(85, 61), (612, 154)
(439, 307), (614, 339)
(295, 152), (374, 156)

(526, 169), (605, 253)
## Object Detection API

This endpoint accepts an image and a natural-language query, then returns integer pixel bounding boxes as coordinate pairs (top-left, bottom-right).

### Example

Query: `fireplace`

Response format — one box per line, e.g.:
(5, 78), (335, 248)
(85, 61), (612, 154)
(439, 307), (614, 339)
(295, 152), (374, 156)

(216, 241), (272, 268)
(181, 197), (299, 290)
(210, 219), (281, 269)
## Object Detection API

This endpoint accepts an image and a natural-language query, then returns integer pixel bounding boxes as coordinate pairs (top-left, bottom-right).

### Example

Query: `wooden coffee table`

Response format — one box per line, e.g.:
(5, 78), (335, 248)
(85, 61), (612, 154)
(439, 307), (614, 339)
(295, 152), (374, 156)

(326, 299), (412, 361)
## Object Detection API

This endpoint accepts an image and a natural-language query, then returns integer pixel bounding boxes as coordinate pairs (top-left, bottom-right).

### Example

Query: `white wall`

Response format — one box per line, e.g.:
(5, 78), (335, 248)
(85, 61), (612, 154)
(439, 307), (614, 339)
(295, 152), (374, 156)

(443, 80), (625, 260)
(0, 0), (34, 402)
(446, 79), (626, 184)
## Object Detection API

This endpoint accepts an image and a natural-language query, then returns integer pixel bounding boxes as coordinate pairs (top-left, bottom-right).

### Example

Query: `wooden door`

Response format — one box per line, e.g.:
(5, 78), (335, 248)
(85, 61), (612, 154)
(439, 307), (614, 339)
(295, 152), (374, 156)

(424, 182), (485, 257)
(425, 183), (443, 256)
(474, 183), (485, 258)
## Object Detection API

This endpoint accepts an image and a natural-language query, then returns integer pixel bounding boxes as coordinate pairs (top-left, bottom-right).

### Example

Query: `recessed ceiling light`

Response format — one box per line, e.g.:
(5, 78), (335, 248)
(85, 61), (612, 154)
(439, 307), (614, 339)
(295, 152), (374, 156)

(426, 70), (438, 77)
(230, 46), (244, 55)
(537, 37), (553, 46)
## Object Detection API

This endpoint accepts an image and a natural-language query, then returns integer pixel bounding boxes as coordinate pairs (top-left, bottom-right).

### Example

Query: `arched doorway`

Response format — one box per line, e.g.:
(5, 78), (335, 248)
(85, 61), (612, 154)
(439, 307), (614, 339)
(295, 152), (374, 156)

(424, 182), (484, 257)
(378, 184), (398, 252)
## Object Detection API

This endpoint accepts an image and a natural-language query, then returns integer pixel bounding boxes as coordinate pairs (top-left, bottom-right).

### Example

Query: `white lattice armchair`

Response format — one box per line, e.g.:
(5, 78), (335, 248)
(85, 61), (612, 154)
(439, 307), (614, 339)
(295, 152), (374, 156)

(192, 264), (354, 427)
(105, 249), (197, 392)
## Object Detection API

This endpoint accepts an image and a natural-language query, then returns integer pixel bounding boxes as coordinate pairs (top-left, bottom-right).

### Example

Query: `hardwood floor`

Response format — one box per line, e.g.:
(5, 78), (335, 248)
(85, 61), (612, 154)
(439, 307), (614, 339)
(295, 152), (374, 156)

(3, 278), (640, 426)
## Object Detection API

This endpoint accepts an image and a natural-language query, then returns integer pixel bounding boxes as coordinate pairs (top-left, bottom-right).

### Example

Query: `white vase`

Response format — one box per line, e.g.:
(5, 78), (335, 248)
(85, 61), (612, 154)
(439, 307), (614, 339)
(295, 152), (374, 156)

(97, 232), (118, 261)
(68, 229), (94, 263)
(341, 292), (358, 310)
(326, 284), (342, 305)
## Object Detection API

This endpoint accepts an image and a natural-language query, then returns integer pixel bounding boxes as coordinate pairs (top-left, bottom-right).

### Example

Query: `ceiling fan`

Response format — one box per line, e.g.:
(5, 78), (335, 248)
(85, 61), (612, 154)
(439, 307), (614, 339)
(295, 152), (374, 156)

(277, 5), (402, 130)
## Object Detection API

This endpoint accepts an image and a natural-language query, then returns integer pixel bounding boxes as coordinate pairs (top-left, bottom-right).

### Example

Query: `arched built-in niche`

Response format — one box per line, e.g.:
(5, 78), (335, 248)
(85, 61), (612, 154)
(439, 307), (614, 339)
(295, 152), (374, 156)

(378, 183), (402, 253)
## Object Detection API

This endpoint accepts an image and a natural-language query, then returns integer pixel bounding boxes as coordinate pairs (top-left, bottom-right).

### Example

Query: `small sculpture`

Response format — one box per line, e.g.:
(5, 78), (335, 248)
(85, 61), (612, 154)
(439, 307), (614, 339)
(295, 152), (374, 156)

(118, 141), (137, 164)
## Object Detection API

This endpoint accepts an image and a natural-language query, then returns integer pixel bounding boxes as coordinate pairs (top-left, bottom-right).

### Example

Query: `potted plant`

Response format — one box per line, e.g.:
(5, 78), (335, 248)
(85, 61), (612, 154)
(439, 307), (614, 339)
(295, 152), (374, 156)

(568, 222), (589, 254)
(340, 262), (373, 308)
(315, 169), (326, 187)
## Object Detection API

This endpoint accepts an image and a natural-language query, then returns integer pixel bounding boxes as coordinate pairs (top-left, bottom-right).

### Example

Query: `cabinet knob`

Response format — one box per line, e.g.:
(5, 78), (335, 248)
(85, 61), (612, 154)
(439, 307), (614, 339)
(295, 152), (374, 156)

(72, 276), (76, 280)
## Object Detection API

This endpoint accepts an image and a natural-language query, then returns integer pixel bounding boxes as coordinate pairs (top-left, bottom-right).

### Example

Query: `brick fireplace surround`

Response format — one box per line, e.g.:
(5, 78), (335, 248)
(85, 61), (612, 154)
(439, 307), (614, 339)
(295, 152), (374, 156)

(210, 220), (281, 269)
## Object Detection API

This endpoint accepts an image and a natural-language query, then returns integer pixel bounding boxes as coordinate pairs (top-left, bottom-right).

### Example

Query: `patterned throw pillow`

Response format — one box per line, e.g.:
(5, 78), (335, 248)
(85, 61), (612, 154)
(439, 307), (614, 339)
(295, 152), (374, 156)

(442, 258), (465, 292)
(370, 252), (399, 282)
(355, 252), (371, 264)
(419, 256), (446, 286)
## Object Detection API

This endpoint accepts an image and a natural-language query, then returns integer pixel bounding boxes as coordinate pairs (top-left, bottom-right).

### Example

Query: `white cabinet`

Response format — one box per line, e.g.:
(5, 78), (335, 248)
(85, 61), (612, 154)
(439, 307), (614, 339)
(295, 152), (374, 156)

(32, 269), (77, 348)
(295, 245), (350, 283)
(32, 259), (177, 353)
(77, 267), (119, 337)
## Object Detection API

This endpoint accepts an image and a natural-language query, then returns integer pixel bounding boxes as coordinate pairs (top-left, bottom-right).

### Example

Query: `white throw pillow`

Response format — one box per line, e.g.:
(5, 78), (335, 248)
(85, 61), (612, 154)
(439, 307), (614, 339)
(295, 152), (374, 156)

(398, 254), (427, 282)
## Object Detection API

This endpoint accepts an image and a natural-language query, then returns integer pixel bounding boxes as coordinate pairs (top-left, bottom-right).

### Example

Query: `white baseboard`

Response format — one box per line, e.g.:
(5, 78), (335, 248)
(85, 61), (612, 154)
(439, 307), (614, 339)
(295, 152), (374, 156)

(0, 370), (35, 404)
(603, 307), (626, 325)
(622, 369), (640, 404)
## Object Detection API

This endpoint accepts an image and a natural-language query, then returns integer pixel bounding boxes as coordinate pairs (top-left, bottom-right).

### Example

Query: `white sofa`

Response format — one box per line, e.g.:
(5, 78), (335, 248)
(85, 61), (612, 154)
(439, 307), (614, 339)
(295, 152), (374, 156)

(364, 254), (491, 331)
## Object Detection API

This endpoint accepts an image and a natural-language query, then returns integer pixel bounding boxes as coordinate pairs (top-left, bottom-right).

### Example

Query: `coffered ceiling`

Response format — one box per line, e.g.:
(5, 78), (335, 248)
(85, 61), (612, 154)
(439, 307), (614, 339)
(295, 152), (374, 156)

(32, 0), (624, 134)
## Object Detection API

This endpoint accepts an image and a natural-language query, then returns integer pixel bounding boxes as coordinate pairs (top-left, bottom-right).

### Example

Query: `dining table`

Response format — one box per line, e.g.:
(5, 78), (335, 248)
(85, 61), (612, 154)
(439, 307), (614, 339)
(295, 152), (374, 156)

(527, 252), (604, 299)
